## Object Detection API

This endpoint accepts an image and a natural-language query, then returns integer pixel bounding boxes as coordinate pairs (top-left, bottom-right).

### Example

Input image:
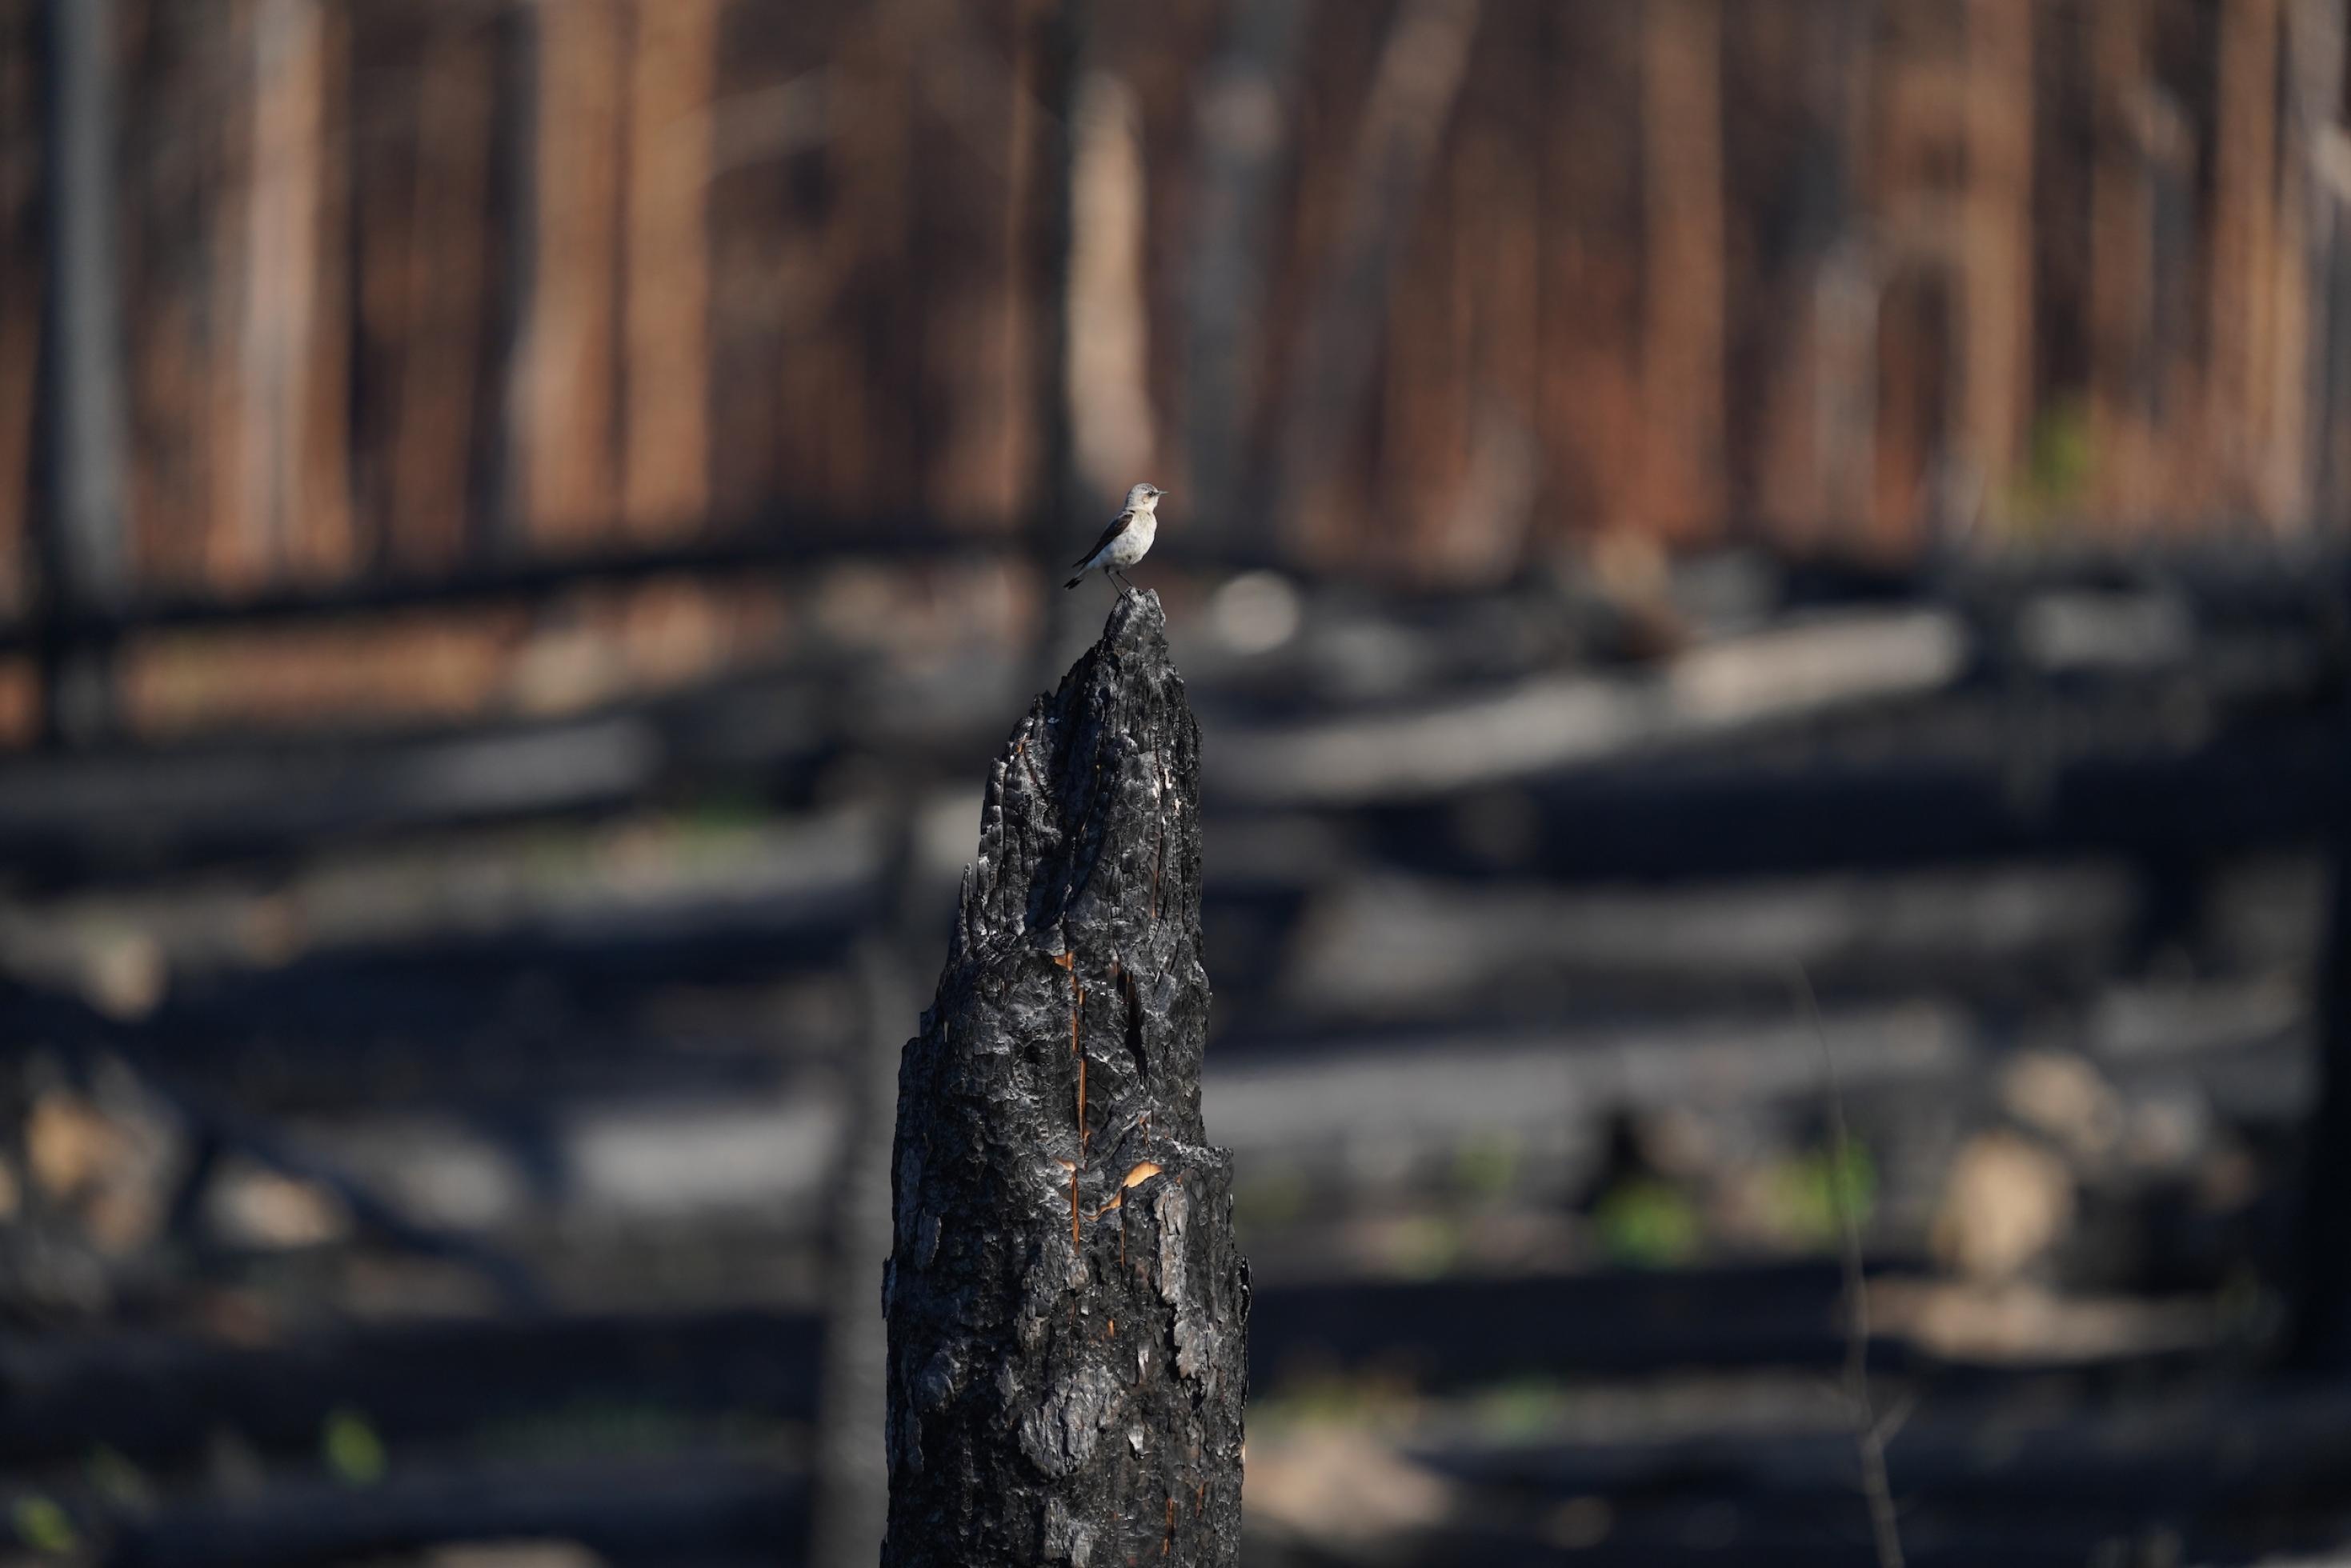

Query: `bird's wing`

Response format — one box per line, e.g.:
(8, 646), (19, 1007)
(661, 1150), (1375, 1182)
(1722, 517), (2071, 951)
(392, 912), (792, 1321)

(1070, 511), (1134, 567)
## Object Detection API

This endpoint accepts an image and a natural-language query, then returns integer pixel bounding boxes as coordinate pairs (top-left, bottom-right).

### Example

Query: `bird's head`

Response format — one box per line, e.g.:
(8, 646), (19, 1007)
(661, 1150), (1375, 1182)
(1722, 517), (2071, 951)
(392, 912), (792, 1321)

(1127, 482), (1167, 513)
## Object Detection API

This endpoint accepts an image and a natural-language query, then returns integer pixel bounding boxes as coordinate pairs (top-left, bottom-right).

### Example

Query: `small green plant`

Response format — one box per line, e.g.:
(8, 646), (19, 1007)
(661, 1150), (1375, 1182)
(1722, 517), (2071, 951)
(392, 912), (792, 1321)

(11, 1494), (78, 1554)
(2010, 393), (2093, 525)
(1765, 1142), (1877, 1250)
(1471, 1375), (1571, 1440)
(1595, 1178), (1700, 1267)
(323, 1407), (387, 1486)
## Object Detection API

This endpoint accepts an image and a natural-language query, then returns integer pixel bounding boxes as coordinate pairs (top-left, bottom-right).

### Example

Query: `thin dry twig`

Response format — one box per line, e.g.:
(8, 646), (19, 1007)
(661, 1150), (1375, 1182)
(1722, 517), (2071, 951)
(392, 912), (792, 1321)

(1790, 961), (1906, 1568)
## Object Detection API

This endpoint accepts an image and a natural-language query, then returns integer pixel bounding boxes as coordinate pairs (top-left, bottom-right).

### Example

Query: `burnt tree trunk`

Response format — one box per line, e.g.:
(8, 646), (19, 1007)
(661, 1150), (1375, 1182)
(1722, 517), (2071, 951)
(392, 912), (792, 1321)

(883, 590), (1248, 1567)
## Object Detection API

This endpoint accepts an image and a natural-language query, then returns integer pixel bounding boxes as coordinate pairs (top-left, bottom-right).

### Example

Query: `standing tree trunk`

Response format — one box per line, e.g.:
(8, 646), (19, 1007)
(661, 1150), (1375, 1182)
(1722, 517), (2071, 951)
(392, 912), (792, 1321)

(883, 590), (1248, 1567)
(618, 0), (717, 542)
(1637, 0), (1726, 547)
(515, 0), (624, 546)
(39, 0), (127, 746)
(1957, 0), (2033, 538)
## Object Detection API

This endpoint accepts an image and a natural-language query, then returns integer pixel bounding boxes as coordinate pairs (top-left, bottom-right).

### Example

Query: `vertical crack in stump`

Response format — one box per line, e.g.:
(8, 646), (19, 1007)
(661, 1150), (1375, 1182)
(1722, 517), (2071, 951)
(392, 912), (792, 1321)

(883, 591), (1248, 1567)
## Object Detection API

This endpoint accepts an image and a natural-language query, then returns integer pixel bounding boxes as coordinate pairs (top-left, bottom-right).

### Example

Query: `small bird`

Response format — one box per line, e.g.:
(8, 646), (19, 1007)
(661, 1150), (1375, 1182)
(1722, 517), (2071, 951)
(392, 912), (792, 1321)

(1064, 482), (1167, 594)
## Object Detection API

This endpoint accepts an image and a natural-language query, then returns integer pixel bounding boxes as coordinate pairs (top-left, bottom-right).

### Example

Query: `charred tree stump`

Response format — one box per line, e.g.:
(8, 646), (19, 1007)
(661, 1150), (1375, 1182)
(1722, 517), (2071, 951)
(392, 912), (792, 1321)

(883, 591), (1248, 1566)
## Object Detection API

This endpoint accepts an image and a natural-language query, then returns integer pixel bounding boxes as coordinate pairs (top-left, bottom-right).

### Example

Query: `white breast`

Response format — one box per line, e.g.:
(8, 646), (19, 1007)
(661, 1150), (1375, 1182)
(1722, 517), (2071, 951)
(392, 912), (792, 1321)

(1100, 512), (1155, 567)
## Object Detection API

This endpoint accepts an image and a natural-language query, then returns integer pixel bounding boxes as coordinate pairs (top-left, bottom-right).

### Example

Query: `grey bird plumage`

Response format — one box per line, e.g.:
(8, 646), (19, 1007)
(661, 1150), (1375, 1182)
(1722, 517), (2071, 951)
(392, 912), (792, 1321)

(1065, 482), (1166, 593)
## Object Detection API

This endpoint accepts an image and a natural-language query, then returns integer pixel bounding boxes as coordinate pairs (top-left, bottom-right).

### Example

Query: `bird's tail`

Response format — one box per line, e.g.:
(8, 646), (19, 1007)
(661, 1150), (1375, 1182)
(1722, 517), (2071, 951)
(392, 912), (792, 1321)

(1063, 574), (1082, 590)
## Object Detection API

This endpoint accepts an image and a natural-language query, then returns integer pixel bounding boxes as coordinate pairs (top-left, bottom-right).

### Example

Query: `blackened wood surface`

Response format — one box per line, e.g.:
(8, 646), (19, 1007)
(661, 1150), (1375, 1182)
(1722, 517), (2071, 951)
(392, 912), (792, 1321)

(883, 590), (1247, 1566)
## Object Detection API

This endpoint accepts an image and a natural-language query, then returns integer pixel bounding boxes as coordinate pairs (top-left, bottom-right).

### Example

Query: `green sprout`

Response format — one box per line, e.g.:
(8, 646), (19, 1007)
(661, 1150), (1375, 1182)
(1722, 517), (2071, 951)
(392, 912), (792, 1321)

(323, 1407), (387, 1486)
(1595, 1178), (1701, 1267)
(11, 1494), (78, 1554)
(1767, 1142), (1877, 1250)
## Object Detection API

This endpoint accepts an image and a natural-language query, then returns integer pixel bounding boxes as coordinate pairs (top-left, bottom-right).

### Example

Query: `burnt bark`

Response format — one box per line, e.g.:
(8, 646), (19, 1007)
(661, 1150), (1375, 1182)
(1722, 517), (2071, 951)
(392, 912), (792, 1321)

(883, 590), (1247, 1567)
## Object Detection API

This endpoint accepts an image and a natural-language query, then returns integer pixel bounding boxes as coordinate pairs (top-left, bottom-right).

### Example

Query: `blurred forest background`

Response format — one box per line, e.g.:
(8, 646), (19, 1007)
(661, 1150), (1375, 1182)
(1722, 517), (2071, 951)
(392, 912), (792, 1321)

(2, 0), (2351, 1566)
(0, 2), (2343, 637)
